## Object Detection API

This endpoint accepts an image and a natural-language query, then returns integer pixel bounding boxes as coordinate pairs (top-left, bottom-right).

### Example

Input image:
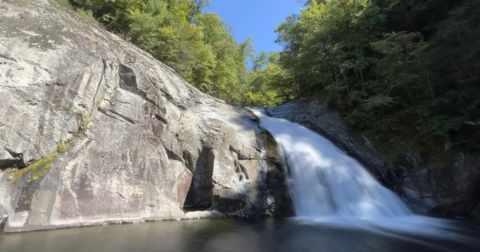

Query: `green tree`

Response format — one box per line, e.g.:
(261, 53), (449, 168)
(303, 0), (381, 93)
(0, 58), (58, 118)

(275, 0), (480, 155)
(243, 52), (294, 106)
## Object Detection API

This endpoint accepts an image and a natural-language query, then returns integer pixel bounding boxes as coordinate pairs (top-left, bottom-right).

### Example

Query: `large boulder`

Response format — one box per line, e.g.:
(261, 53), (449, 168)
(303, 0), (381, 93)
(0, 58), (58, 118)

(395, 153), (480, 220)
(0, 0), (288, 232)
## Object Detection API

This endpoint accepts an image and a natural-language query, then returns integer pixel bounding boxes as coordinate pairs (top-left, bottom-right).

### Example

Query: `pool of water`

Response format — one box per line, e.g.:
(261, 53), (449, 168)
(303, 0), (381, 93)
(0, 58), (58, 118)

(1, 218), (479, 252)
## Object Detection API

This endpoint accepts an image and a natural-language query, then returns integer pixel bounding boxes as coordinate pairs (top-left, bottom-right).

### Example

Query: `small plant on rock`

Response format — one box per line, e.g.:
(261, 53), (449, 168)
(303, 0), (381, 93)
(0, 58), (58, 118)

(77, 111), (90, 137)
(11, 152), (57, 183)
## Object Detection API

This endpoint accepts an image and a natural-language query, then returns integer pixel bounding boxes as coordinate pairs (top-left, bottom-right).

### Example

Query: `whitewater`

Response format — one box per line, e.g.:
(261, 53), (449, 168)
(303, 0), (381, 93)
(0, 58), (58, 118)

(252, 109), (478, 242)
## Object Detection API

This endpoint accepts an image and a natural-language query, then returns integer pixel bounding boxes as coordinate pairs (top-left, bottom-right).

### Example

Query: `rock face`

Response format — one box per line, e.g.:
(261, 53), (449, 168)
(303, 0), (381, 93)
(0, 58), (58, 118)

(268, 99), (480, 224)
(256, 127), (294, 218)
(0, 0), (289, 232)
(395, 153), (480, 222)
(267, 99), (397, 187)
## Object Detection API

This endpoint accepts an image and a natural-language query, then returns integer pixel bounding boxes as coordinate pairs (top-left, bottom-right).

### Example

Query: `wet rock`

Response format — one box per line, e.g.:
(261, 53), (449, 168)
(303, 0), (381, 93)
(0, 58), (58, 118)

(266, 99), (397, 187)
(396, 153), (480, 220)
(184, 210), (225, 220)
(404, 153), (425, 170)
(213, 196), (248, 216)
(473, 205), (480, 225)
(259, 130), (293, 217)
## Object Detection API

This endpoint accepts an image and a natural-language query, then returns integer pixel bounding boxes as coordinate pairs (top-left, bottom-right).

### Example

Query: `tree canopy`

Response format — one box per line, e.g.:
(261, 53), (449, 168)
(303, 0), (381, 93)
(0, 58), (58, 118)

(273, 0), (480, 157)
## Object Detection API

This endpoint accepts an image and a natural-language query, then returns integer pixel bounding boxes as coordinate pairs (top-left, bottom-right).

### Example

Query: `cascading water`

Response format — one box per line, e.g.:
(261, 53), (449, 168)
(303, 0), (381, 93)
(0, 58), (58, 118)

(252, 109), (411, 219)
(252, 109), (476, 240)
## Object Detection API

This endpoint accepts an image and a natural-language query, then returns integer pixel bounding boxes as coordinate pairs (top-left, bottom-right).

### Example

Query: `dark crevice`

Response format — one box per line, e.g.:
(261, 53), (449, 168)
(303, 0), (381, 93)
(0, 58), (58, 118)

(183, 147), (215, 211)
(229, 146), (251, 160)
(0, 53), (17, 62)
(118, 63), (145, 98)
(0, 160), (20, 170)
(117, 192), (125, 199)
(90, 59), (107, 116)
(98, 108), (135, 125)
(159, 88), (186, 110)
(108, 109), (136, 125)
(145, 96), (165, 112)
(0, 148), (26, 170)
(164, 147), (182, 162)
(212, 179), (230, 189)
(117, 64), (166, 113)
(154, 114), (168, 125)
(0, 216), (8, 231)
(183, 151), (194, 172)
(212, 196), (247, 215)
(159, 88), (174, 102)
(237, 162), (250, 180)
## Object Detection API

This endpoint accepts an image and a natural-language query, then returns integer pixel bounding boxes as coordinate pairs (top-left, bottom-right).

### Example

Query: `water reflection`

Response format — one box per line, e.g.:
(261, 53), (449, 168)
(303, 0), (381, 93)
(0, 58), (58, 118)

(1, 219), (478, 252)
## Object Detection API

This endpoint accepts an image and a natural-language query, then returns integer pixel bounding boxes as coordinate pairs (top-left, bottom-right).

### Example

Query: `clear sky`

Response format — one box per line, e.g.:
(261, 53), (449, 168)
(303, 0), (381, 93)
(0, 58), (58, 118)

(204, 0), (303, 56)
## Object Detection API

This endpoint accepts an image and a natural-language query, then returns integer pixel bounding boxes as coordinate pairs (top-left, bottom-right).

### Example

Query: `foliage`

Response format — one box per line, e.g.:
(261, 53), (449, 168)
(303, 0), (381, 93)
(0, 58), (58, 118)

(78, 111), (90, 136)
(10, 136), (72, 183)
(57, 140), (69, 153)
(243, 52), (294, 106)
(275, 0), (480, 155)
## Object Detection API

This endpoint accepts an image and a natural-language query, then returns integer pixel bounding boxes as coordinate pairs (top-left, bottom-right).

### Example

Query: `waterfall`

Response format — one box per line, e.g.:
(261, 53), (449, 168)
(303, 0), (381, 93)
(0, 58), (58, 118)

(252, 109), (411, 219)
(252, 109), (479, 241)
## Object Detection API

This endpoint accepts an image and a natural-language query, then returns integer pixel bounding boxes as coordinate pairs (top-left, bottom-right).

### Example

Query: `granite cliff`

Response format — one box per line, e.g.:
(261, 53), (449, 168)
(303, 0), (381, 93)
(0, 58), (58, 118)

(0, 0), (290, 232)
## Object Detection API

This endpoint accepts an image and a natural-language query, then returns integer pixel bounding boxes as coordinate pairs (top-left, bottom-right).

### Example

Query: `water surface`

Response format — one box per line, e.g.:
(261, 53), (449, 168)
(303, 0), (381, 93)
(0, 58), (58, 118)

(1, 219), (479, 252)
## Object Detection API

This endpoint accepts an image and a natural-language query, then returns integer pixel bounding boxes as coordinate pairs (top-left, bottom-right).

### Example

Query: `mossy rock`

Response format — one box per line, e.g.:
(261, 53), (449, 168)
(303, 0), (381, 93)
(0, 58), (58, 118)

(11, 152), (57, 183)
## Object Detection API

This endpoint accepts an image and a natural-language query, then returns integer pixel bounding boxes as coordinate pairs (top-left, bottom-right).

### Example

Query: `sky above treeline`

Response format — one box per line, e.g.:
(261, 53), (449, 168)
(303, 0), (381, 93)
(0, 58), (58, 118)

(204, 0), (303, 57)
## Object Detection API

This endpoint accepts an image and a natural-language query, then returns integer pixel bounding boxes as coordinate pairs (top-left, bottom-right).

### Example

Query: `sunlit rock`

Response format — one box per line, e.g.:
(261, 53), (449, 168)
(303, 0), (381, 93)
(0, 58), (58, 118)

(0, 0), (289, 232)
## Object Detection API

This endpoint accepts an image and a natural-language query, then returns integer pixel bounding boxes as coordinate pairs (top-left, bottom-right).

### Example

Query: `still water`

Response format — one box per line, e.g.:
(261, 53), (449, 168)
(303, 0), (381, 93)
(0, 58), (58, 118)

(1, 219), (479, 252)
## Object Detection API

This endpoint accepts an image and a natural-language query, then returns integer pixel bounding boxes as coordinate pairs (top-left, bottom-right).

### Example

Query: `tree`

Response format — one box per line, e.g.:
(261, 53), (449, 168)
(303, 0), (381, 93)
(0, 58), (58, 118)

(274, 0), (480, 154)
(243, 52), (294, 106)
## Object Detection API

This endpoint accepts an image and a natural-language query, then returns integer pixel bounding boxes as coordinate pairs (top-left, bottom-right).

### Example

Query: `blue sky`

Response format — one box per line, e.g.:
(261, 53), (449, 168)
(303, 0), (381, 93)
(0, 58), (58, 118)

(204, 0), (303, 57)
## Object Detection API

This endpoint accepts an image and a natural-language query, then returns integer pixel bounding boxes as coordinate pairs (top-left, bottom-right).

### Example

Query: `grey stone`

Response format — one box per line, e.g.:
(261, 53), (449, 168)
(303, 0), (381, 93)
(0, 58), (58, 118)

(0, 0), (285, 232)
(396, 153), (480, 220)
(184, 210), (225, 220)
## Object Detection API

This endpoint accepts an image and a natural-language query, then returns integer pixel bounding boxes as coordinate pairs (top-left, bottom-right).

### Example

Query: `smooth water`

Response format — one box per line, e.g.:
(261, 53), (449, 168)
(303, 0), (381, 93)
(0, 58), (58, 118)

(1, 219), (479, 252)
